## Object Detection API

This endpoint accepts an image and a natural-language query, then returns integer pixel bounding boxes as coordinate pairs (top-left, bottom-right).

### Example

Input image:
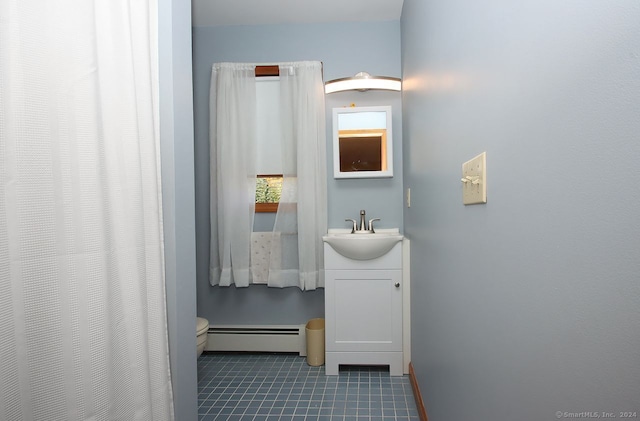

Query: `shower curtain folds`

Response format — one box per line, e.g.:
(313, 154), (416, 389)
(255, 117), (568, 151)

(0, 1), (174, 420)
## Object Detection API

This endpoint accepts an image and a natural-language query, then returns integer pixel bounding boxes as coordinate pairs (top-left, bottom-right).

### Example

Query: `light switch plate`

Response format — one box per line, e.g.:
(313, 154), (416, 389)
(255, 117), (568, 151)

(462, 152), (487, 205)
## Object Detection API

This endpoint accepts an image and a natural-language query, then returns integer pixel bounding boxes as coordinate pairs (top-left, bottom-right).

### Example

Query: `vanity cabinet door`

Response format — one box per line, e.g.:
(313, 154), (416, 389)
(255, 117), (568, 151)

(325, 269), (402, 353)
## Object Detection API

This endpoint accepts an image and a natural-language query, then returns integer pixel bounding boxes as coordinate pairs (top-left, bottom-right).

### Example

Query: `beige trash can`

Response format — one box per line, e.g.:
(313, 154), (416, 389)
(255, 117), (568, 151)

(305, 318), (325, 366)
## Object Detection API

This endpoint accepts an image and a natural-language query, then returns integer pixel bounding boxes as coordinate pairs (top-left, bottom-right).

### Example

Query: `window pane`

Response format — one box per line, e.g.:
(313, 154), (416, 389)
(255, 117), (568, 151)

(256, 78), (283, 174)
(256, 176), (282, 204)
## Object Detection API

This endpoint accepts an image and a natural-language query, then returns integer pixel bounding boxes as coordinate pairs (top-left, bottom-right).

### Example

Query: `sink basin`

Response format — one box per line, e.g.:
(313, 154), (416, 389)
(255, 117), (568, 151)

(323, 229), (403, 260)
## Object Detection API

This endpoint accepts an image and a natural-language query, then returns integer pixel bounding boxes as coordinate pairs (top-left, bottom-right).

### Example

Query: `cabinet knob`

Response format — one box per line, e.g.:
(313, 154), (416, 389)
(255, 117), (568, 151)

(394, 282), (400, 288)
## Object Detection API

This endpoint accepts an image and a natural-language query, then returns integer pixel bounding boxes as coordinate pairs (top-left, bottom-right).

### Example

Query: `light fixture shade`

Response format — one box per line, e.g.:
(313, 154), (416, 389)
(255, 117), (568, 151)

(325, 72), (401, 94)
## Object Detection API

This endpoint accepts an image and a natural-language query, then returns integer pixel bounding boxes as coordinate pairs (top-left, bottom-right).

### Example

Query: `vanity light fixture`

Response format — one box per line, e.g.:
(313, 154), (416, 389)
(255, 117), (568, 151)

(324, 72), (401, 94)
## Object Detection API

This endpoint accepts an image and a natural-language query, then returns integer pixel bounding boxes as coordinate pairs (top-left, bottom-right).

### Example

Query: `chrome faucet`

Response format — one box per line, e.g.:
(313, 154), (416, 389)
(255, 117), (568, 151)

(359, 210), (367, 231)
(344, 210), (381, 233)
(345, 218), (357, 233)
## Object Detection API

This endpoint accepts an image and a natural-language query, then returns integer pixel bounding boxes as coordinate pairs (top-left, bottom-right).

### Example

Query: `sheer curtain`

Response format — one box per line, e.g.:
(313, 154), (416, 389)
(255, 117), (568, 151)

(0, 1), (174, 420)
(209, 63), (257, 287)
(209, 61), (326, 290)
(268, 61), (327, 290)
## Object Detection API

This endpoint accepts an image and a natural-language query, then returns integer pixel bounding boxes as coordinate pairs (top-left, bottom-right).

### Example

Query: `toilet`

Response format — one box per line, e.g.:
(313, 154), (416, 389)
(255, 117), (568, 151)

(196, 317), (209, 357)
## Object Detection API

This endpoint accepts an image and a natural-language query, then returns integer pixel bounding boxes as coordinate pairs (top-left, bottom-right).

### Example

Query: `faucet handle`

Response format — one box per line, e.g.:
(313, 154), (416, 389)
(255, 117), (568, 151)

(368, 218), (381, 233)
(345, 218), (357, 233)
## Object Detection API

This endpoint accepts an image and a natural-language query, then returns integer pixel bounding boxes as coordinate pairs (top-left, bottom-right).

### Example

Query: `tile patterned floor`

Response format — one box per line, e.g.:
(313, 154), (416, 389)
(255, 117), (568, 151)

(197, 353), (420, 421)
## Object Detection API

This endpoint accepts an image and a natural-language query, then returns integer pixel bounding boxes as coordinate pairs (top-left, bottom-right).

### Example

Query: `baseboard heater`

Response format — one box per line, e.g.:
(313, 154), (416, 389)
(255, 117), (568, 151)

(205, 324), (307, 356)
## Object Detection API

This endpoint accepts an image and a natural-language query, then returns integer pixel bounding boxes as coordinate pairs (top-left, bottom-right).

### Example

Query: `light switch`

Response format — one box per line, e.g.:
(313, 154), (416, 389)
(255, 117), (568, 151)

(406, 188), (411, 208)
(462, 152), (487, 205)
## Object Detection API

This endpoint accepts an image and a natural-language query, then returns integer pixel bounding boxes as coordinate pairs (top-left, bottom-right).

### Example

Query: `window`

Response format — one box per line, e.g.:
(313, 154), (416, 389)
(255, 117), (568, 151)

(255, 175), (282, 213)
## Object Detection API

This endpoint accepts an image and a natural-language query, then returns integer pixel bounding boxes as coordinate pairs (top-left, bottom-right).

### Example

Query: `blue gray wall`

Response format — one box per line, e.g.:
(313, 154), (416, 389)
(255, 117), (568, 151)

(401, 1), (640, 420)
(193, 22), (403, 324)
(159, 0), (197, 419)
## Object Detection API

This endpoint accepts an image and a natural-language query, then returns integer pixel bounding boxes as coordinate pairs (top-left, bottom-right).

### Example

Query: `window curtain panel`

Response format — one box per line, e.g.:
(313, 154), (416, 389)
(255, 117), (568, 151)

(209, 63), (257, 287)
(268, 61), (327, 290)
(0, 1), (174, 420)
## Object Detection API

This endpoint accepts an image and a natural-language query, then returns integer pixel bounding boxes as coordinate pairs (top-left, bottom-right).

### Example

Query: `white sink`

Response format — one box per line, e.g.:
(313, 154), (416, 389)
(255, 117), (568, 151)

(323, 228), (403, 260)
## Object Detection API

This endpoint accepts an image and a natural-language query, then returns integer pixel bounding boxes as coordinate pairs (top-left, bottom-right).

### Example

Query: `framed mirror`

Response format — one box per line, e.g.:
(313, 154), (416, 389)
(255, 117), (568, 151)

(332, 106), (393, 178)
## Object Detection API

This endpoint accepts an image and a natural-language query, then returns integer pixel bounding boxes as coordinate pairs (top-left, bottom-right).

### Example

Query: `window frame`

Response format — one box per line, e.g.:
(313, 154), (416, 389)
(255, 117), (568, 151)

(256, 202), (279, 213)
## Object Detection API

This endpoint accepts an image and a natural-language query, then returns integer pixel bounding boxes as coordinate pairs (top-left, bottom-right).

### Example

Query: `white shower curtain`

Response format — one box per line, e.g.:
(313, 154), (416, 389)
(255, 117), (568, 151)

(0, 1), (174, 420)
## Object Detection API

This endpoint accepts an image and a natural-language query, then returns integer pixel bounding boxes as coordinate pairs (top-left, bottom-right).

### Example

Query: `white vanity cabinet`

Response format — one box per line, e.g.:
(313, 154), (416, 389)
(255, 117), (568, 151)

(324, 241), (404, 376)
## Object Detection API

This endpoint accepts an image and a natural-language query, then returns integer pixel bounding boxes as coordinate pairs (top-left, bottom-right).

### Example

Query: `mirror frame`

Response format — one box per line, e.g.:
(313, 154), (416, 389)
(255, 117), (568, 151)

(332, 105), (393, 179)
